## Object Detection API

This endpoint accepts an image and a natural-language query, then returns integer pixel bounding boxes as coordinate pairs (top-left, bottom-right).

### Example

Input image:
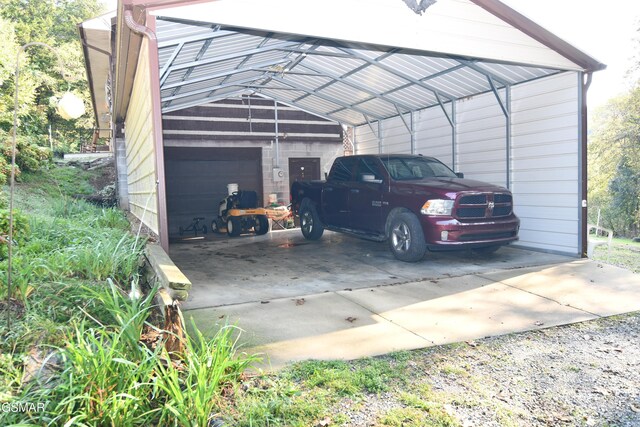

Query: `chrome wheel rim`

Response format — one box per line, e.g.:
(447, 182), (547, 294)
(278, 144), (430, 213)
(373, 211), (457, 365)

(301, 211), (313, 235)
(391, 222), (411, 253)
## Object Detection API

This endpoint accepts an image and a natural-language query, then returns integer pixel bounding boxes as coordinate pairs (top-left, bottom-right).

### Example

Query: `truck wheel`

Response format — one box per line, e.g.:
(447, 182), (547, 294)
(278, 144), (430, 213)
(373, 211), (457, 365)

(227, 217), (241, 237)
(299, 199), (324, 240)
(255, 215), (269, 235)
(211, 219), (219, 233)
(388, 212), (426, 262)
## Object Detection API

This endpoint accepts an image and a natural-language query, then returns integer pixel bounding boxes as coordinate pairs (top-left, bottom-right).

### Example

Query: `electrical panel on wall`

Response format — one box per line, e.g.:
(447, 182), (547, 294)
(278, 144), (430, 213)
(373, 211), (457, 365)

(273, 168), (285, 182)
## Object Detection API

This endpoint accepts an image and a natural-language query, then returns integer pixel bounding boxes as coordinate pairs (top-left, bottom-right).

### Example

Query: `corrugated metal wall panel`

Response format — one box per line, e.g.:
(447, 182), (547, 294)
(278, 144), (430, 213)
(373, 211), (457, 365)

(354, 124), (380, 154)
(352, 72), (581, 255)
(380, 116), (412, 154)
(415, 107), (453, 167)
(455, 91), (507, 186)
(125, 39), (159, 235)
(511, 72), (580, 254)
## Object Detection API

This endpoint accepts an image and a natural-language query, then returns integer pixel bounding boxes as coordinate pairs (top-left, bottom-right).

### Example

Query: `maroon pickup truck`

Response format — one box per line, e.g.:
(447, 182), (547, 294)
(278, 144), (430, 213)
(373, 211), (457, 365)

(290, 154), (519, 262)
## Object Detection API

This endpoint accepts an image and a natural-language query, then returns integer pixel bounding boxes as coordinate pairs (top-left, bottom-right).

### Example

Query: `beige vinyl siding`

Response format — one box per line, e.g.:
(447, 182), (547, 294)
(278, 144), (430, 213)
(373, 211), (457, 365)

(125, 39), (159, 235)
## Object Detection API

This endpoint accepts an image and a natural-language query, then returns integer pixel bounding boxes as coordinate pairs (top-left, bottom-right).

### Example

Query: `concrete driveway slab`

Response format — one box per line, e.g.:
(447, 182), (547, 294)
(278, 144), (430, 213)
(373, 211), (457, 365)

(185, 291), (430, 364)
(172, 229), (572, 309)
(171, 229), (640, 370)
(480, 260), (640, 317)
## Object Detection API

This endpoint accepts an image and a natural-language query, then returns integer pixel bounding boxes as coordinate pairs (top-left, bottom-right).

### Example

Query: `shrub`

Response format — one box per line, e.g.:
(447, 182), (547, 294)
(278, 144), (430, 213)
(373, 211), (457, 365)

(0, 209), (30, 259)
(0, 130), (51, 184)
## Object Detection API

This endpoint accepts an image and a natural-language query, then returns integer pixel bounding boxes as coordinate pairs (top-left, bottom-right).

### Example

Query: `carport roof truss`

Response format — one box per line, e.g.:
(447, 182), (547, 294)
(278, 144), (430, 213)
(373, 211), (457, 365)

(155, 17), (560, 126)
(149, 0), (604, 127)
(80, 0), (605, 131)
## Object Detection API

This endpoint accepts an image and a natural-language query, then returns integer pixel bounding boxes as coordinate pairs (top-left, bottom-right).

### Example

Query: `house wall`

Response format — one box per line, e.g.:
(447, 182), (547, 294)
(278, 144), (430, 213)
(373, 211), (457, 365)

(354, 71), (581, 255)
(161, 97), (343, 234)
(162, 97), (343, 203)
(123, 38), (159, 235)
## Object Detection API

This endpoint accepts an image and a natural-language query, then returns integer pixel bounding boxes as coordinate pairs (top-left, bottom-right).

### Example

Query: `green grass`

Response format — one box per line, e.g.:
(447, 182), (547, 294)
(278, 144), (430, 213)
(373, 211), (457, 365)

(590, 236), (640, 273)
(1, 165), (258, 426)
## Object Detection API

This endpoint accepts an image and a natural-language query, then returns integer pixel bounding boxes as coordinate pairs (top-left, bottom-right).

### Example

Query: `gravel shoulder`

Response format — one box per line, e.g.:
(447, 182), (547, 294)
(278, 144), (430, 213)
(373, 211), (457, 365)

(334, 312), (640, 426)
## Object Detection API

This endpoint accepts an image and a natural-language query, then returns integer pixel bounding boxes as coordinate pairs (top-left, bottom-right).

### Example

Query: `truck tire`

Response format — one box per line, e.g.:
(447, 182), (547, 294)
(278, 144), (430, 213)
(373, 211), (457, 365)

(227, 217), (242, 237)
(388, 212), (426, 262)
(255, 215), (269, 235)
(299, 199), (324, 240)
(211, 219), (219, 233)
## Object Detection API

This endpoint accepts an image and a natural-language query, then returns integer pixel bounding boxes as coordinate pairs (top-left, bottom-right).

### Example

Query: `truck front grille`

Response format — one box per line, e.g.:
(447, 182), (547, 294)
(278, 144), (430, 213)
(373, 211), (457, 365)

(455, 193), (513, 219)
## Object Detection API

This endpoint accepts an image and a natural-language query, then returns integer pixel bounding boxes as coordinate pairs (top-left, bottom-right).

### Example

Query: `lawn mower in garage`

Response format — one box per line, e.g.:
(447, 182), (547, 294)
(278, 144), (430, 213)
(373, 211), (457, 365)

(211, 190), (270, 237)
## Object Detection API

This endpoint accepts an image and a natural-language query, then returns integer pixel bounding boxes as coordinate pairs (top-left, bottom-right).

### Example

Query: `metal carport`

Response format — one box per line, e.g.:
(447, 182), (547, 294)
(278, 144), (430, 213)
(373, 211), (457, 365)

(79, 0), (605, 256)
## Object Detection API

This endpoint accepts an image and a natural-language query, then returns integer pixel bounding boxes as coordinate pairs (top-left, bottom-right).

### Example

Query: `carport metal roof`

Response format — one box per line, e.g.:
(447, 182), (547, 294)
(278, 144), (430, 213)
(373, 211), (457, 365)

(149, 0), (605, 126)
(80, 0), (605, 134)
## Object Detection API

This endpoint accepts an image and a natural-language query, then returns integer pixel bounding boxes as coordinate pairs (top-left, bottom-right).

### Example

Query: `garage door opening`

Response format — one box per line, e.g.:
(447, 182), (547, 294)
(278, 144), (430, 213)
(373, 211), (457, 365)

(165, 147), (263, 238)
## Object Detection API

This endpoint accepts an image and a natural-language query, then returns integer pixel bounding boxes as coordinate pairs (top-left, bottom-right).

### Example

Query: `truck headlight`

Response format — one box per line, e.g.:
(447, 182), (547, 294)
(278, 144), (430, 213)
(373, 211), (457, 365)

(421, 199), (454, 216)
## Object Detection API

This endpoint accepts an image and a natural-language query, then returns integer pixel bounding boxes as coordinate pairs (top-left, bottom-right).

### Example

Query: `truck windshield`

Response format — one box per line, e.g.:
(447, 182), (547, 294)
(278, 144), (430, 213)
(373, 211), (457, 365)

(381, 157), (457, 181)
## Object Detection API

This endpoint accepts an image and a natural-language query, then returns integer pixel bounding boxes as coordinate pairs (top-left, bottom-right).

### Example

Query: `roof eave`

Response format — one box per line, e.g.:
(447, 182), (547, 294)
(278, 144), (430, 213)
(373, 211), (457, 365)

(471, 0), (606, 73)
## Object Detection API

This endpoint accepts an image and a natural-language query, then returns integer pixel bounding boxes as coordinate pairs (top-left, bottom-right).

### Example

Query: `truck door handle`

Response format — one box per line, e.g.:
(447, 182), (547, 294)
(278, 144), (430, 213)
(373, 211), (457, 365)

(350, 189), (359, 193)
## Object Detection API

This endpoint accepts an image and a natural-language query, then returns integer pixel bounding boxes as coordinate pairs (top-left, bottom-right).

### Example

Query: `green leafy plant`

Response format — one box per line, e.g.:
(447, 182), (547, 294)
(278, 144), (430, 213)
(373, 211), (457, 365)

(155, 319), (258, 427)
(0, 208), (30, 259)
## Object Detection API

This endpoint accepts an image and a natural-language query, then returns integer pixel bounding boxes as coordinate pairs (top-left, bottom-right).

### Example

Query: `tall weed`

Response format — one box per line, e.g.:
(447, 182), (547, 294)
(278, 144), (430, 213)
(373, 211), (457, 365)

(47, 322), (160, 426)
(156, 319), (258, 426)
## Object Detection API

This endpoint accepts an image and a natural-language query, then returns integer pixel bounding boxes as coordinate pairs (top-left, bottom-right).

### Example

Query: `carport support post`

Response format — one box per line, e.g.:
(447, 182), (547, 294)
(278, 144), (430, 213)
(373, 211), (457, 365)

(488, 77), (512, 189)
(274, 100), (280, 167)
(352, 125), (357, 153)
(505, 85), (512, 188)
(438, 98), (457, 171)
(410, 111), (416, 154)
(451, 100), (457, 170)
(579, 72), (592, 258)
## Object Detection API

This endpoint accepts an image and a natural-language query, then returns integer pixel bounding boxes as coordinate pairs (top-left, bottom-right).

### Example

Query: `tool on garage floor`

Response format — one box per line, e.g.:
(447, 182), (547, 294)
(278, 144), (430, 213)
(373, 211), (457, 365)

(179, 217), (207, 236)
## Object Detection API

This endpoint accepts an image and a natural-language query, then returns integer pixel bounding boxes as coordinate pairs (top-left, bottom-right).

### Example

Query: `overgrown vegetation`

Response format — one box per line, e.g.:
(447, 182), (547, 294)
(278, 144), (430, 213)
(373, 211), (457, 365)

(0, 166), (257, 425)
(0, 0), (104, 153)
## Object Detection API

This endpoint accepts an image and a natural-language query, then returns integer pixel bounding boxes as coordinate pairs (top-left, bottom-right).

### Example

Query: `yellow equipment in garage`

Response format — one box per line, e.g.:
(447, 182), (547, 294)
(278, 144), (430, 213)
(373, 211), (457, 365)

(211, 190), (269, 237)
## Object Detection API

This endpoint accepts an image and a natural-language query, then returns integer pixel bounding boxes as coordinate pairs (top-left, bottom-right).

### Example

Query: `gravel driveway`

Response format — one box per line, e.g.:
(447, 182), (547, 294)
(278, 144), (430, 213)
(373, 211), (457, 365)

(336, 312), (640, 426)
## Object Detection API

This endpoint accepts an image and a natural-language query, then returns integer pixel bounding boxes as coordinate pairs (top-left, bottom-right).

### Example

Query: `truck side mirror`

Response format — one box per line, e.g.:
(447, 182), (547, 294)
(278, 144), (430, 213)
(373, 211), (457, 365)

(361, 173), (383, 184)
(456, 172), (464, 178)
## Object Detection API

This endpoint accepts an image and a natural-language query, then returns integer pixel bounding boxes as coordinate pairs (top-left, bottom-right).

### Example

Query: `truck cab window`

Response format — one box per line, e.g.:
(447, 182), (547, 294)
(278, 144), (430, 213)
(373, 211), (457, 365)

(355, 157), (383, 182)
(329, 157), (357, 182)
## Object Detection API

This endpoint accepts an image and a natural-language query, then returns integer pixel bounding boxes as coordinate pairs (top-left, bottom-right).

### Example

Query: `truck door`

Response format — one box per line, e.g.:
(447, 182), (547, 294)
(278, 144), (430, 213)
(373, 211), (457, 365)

(322, 156), (356, 228)
(349, 157), (387, 233)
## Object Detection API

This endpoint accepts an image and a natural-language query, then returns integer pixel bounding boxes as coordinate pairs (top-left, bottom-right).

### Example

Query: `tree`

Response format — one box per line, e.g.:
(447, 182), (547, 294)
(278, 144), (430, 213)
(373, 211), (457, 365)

(0, 0), (105, 152)
(589, 86), (640, 237)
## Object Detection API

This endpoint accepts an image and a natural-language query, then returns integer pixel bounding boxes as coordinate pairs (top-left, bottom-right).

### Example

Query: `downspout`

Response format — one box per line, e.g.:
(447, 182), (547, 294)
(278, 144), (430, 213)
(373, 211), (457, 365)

(580, 72), (593, 258)
(123, 8), (170, 252)
(274, 100), (280, 168)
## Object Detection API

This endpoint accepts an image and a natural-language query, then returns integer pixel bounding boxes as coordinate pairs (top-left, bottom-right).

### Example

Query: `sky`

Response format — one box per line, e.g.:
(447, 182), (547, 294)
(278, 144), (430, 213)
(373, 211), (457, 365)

(502, 0), (640, 110)
(102, 0), (639, 110)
